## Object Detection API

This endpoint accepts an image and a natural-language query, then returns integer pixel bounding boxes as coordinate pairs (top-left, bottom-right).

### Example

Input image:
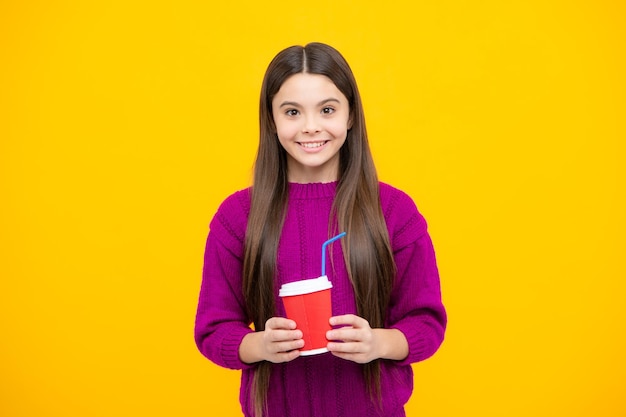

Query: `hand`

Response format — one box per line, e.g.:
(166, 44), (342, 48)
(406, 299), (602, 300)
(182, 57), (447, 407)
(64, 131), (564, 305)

(239, 317), (304, 364)
(326, 314), (409, 363)
(326, 314), (381, 363)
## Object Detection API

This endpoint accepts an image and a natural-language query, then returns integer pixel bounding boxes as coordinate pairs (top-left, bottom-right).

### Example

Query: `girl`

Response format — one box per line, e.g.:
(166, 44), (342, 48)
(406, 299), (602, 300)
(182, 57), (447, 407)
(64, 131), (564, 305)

(195, 42), (446, 417)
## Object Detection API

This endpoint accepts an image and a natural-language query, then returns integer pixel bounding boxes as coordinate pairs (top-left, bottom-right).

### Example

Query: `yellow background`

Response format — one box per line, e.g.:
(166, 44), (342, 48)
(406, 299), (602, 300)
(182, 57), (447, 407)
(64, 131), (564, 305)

(1, 1), (624, 416)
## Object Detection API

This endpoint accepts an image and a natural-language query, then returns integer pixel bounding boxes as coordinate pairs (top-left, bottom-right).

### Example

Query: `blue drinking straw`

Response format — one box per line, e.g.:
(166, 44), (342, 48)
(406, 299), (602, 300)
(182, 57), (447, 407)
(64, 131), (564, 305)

(321, 232), (346, 277)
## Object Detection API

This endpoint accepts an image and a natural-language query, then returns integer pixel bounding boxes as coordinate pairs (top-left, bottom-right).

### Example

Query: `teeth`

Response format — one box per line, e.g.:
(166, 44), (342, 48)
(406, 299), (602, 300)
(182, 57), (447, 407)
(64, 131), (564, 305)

(301, 142), (325, 148)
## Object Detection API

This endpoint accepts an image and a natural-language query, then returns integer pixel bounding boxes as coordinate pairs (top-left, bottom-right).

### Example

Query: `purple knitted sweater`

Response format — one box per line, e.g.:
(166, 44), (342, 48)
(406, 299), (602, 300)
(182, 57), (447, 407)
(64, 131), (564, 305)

(195, 182), (446, 417)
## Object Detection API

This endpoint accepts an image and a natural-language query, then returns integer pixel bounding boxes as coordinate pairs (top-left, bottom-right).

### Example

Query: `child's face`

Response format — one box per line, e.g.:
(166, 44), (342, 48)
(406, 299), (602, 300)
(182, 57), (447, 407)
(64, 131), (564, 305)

(272, 73), (351, 183)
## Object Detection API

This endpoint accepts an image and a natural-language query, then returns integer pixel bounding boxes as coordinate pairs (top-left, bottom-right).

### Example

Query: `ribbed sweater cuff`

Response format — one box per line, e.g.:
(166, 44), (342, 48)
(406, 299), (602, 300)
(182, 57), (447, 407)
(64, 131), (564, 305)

(392, 319), (442, 366)
(220, 328), (256, 370)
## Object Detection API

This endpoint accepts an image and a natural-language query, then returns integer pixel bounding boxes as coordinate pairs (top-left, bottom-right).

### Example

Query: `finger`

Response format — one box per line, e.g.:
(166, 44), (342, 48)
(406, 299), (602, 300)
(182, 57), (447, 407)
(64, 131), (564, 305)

(329, 314), (368, 328)
(327, 327), (368, 343)
(327, 342), (374, 364)
(327, 341), (363, 354)
(266, 317), (297, 331)
(270, 349), (301, 364)
(272, 339), (305, 354)
(329, 351), (370, 364)
(266, 328), (303, 342)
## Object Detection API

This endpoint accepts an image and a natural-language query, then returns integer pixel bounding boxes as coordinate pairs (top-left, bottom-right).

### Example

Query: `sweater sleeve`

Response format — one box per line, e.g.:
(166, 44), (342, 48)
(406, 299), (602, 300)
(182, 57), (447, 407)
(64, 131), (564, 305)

(194, 190), (255, 370)
(383, 186), (447, 365)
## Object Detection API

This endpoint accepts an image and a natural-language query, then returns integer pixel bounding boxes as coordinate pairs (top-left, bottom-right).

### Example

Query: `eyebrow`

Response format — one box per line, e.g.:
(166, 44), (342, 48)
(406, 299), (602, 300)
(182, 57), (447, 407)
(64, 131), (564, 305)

(278, 98), (341, 108)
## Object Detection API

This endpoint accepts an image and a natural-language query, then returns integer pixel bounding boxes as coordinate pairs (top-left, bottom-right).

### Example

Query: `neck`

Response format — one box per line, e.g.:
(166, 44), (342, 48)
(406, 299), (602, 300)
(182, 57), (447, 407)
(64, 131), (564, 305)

(286, 161), (339, 184)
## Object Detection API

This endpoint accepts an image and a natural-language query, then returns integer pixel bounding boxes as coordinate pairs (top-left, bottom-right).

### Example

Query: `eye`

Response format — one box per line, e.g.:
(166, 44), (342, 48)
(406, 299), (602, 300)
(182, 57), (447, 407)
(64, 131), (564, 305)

(285, 109), (299, 116)
(321, 107), (335, 115)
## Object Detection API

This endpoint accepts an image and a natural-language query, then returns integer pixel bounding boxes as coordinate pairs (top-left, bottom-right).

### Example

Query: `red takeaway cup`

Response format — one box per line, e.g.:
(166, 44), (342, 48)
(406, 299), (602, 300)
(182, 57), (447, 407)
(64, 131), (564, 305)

(279, 275), (333, 356)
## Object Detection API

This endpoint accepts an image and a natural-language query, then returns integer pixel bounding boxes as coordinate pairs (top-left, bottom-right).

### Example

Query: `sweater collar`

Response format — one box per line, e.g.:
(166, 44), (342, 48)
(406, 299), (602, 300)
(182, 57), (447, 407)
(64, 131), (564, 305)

(287, 181), (338, 200)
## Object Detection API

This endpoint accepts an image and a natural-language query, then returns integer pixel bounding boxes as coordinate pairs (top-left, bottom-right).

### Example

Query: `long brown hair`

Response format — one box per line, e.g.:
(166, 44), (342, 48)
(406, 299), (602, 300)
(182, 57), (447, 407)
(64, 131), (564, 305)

(243, 42), (396, 416)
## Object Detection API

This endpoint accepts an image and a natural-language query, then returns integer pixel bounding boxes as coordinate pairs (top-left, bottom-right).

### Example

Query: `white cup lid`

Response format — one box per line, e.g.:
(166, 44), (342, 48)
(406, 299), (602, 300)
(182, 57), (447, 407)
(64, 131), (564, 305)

(279, 275), (332, 297)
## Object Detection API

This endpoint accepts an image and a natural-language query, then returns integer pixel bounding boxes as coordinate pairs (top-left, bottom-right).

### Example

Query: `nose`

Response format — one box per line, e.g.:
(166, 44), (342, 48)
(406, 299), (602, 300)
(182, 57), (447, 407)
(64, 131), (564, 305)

(302, 115), (321, 134)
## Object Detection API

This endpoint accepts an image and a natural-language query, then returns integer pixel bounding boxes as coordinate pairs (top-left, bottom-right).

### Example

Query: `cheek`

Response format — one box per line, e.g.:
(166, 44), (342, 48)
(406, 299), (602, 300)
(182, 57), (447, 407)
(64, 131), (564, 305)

(329, 119), (350, 138)
(275, 128), (288, 144)
(275, 128), (294, 151)
(275, 121), (299, 142)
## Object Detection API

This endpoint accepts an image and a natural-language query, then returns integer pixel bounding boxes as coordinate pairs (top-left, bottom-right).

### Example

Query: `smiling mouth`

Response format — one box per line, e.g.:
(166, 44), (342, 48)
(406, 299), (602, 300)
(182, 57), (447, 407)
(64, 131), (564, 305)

(298, 141), (329, 149)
